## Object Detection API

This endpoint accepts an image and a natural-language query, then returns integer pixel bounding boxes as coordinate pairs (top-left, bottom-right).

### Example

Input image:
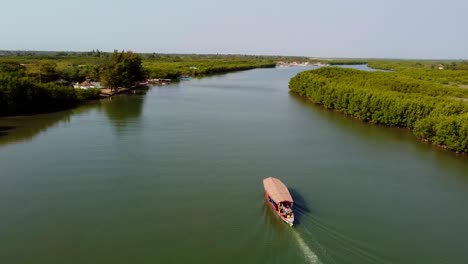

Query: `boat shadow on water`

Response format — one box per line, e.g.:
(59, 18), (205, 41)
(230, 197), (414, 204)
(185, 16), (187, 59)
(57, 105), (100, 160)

(289, 188), (314, 227)
(262, 187), (314, 228)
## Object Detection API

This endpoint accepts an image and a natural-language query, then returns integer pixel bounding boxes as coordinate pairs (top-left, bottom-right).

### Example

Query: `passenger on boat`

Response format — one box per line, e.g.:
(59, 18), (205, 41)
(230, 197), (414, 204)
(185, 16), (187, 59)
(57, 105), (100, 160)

(279, 202), (292, 216)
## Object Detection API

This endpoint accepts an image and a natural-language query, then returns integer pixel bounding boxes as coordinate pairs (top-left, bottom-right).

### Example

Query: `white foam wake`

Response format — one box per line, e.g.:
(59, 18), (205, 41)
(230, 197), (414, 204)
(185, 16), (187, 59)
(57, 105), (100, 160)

(293, 229), (321, 264)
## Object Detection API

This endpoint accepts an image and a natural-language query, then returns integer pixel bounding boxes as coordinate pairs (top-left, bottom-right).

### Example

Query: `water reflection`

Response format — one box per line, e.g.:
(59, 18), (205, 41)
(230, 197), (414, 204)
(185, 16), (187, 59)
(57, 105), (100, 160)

(100, 93), (146, 133)
(0, 126), (15, 137)
(0, 104), (97, 146)
(289, 92), (468, 159)
(0, 89), (147, 146)
(288, 92), (468, 183)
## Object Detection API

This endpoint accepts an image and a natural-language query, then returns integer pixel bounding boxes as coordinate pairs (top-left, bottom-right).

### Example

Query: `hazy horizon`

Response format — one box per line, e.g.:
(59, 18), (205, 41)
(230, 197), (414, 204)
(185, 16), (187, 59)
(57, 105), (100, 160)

(1, 0), (467, 59)
(2, 49), (467, 61)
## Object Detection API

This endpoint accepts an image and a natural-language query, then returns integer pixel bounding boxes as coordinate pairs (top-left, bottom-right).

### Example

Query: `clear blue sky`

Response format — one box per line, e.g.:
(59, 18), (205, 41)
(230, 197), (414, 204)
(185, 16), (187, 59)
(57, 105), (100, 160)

(1, 0), (467, 59)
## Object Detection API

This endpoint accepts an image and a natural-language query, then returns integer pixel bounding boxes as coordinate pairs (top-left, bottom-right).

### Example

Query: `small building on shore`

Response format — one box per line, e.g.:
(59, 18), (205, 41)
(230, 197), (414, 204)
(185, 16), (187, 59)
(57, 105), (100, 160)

(74, 81), (102, 89)
(74, 81), (94, 89)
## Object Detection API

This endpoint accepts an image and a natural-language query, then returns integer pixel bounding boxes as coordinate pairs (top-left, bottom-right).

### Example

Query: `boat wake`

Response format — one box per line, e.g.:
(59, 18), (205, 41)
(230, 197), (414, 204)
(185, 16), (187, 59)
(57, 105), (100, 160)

(293, 204), (390, 264)
(292, 229), (321, 264)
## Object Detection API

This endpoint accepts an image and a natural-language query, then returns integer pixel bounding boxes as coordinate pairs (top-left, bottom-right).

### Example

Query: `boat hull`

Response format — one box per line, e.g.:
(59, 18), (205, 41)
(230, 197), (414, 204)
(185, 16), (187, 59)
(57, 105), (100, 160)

(265, 191), (294, 226)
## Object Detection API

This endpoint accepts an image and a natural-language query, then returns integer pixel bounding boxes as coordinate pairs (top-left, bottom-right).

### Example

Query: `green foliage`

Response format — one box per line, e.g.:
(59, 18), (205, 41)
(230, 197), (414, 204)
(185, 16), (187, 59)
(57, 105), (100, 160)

(414, 114), (468, 152)
(37, 62), (59, 83)
(0, 51), (277, 116)
(368, 60), (468, 85)
(0, 73), (79, 115)
(0, 62), (26, 75)
(75, 88), (101, 100)
(143, 58), (275, 79)
(100, 51), (145, 89)
(0, 52), (276, 82)
(289, 67), (468, 153)
(60, 66), (84, 82)
(324, 60), (367, 65)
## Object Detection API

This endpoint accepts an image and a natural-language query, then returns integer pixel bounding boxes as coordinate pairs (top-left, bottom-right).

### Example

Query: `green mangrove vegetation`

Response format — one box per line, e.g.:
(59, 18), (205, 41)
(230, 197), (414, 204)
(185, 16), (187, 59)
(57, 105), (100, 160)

(320, 59), (367, 65)
(101, 51), (145, 91)
(0, 51), (276, 82)
(289, 66), (468, 153)
(0, 51), (276, 116)
(142, 55), (275, 79)
(368, 60), (468, 85)
(0, 71), (100, 116)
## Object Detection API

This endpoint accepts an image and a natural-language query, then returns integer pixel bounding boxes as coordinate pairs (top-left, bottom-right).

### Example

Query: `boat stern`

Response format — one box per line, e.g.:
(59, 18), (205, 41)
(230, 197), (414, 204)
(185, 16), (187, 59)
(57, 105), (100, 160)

(285, 214), (294, 226)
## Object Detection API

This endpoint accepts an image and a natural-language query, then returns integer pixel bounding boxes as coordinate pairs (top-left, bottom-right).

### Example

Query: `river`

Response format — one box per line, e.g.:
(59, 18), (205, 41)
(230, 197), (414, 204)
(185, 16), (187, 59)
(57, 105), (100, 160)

(1, 66), (467, 264)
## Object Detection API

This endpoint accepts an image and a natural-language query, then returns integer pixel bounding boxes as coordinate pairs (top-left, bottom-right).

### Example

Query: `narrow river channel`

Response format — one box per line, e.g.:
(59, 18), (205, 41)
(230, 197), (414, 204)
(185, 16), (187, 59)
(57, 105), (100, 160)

(1, 66), (467, 264)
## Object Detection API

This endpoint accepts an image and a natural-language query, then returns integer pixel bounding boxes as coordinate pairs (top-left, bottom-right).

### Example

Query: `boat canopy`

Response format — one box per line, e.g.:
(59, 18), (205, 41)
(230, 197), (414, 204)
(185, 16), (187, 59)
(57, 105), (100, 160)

(263, 177), (293, 203)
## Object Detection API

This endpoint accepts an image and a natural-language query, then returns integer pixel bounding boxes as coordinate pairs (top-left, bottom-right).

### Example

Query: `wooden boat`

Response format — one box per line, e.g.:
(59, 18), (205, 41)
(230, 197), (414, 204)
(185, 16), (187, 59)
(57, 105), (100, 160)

(263, 177), (294, 226)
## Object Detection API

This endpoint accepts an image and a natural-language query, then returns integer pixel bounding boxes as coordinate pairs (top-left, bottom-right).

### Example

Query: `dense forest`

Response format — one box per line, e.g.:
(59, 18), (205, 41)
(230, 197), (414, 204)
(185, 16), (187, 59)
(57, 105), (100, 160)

(289, 66), (468, 153)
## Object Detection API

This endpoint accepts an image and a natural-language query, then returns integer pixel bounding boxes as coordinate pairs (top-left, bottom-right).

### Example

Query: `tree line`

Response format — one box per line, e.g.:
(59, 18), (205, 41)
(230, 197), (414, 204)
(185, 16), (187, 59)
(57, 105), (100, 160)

(143, 59), (275, 79)
(289, 67), (468, 153)
(0, 72), (100, 115)
(0, 51), (145, 115)
(0, 51), (276, 116)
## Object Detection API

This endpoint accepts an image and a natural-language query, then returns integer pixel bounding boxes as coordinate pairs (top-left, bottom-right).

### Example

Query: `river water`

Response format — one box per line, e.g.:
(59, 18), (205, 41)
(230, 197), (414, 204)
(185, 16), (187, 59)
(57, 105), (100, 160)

(1, 66), (467, 264)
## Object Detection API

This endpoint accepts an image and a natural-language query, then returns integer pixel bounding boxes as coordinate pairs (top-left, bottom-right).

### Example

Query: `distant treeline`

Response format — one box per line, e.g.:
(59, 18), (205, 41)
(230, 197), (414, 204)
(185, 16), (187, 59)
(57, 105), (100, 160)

(144, 59), (275, 79)
(325, 60), (367, 65)
(289, 67), (468, 153)
(368, 60), (468, 85)
(368, 60), (468, 71)
(0, 52), (277, 116)
(0, 49), (308, 61)
(0, 53), (276, 83)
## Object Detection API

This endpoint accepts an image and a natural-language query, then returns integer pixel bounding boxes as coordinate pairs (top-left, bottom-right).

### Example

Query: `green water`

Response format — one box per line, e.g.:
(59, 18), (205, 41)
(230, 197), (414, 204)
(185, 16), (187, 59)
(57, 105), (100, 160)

(1, 66), (467, 264)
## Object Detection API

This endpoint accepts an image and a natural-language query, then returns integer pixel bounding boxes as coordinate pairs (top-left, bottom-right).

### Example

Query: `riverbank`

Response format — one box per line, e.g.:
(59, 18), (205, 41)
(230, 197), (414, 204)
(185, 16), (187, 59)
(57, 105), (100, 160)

(2, 66), (468, 264)
(0, 73), (101, 116)
(289, 67), (468, 154)
(0, 53), (276, 117)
